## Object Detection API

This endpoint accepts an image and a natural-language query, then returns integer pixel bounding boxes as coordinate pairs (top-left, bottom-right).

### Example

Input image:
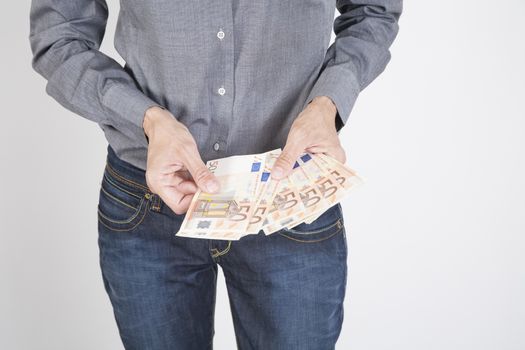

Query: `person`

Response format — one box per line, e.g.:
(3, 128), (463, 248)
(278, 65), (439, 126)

(29, 0), (402, 348)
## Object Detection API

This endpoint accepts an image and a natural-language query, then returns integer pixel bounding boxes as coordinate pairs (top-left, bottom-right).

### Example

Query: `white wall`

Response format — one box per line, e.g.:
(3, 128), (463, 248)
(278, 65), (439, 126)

(1, 1), (523, 349)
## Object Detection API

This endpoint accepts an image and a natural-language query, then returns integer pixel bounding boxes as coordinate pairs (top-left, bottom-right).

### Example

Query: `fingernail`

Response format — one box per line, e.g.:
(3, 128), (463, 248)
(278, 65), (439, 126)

(206, 180), (219, 193)
(272, 166), (284, 179)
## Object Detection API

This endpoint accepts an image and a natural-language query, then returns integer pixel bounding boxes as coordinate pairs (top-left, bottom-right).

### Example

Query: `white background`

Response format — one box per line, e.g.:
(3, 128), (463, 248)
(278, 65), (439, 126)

(1, 1), (524, 349)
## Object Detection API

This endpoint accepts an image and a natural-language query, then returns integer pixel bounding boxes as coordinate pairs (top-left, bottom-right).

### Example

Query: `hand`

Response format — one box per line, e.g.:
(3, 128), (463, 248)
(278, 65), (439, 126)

(272, 96), (346, 179)
(142, 106), (220, 214)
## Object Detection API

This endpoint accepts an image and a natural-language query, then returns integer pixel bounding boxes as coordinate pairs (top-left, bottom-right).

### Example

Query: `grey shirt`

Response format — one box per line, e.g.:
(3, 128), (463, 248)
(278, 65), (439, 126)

(29, 0), (402, 171)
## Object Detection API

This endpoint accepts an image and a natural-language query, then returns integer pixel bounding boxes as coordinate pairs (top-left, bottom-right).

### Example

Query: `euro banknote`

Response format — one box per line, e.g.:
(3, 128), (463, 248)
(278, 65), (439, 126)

(175, 150), (364, 240)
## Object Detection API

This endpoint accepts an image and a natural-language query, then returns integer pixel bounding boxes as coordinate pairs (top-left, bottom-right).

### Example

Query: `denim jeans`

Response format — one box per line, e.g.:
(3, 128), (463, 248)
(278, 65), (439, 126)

(97, 145), (348, 350)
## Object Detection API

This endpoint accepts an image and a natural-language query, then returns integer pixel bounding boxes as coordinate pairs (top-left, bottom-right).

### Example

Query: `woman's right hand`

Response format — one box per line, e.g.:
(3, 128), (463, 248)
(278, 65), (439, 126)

(142, 107), (220, 214)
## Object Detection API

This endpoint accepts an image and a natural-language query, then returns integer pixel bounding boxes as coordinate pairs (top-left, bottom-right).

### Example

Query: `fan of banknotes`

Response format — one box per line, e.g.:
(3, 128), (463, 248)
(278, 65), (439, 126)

(175, 149), (364, 240)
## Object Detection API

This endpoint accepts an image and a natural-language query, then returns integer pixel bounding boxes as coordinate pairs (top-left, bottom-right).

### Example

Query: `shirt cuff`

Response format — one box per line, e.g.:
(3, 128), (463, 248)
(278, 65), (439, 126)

(302, 65), (361, 131)
(102, 82), (165, 146)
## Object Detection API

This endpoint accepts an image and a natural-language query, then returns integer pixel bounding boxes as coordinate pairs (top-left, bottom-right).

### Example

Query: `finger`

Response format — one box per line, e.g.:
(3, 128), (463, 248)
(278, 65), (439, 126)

(332, 147), (347, 164)
(322, 145), (346, 164)
(272, 140), (306, 179)
(305, 145), (328, 154)
(307, 145), (347, 164)
(157, 171), (185, 187)
(179, 145), (220, 193)
(157, 186), (194, 215)
(177, 180), (198, 195)
(176, 194), (194, 214)
(157, 171), (197, 194)
(171, 169), (192, 181)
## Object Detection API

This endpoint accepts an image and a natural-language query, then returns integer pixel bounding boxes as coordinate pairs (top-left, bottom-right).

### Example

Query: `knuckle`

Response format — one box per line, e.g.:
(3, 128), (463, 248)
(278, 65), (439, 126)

(173, 207), (185, 215)
(165, 198), (184, 215)
(192, 167), (211, 184)
(334, 146), (346, 163)
(278, 152), (296, 167)
(340, 151), (347, 164)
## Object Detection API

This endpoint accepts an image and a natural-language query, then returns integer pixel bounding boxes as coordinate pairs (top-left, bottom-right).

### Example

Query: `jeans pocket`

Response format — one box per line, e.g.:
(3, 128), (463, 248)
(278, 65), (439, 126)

(97, 166), (151, 232)
(278, 203), (345, 243)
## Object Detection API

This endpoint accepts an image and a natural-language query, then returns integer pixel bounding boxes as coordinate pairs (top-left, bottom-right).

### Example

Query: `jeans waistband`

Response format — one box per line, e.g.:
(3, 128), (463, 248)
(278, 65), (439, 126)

(106, 144), (148, 189)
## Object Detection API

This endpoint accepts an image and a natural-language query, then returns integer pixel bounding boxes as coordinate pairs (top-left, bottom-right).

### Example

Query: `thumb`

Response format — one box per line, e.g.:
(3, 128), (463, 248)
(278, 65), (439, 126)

(183, 148), (220, 193)
(272, 143), (304, 180)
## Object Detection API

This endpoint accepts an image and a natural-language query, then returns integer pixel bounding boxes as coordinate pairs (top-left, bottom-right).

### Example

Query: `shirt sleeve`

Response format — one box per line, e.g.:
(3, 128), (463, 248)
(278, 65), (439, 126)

(303, 0), (403, 131)
(29, 0), (164, 146)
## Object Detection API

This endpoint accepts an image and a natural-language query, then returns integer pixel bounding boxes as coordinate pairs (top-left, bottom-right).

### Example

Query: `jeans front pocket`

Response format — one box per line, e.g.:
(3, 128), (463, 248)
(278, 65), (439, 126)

(97, 165), (152, 232)
(278, 203), (345, 243)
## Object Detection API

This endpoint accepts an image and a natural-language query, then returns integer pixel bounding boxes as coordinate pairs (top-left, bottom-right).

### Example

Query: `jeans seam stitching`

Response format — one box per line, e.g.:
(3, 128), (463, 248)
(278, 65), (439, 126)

(283, 217), (342, 235)
(211, 241), (232, 258)
(98, 197), (145, 224)
(100, 186), (138, 211)
(106, 162), (148, 191)
(98, 199), (150, 232)
(103, 173), (143, 199)
(278, 219), (343, 243)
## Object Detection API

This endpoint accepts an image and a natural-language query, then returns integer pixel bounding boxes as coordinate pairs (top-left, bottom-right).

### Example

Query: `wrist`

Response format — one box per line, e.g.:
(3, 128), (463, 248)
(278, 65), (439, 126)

(143, 106), (170, 138)
(312, 96), (337, 113)
(311, 96), (337, 123)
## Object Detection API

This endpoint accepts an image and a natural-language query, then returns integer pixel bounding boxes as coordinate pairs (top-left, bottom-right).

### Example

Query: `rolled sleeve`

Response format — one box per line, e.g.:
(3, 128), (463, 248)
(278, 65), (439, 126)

(29, 0), (164, 146)
(304, 65), (360, 131)
(302, 0), (403, 130)
(102, 82), (163, 130)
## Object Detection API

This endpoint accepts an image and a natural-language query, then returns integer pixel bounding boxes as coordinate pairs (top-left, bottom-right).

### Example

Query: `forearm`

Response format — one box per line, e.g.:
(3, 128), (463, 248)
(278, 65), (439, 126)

(303, 0), (403, 128)
(29, 0), (163, 145)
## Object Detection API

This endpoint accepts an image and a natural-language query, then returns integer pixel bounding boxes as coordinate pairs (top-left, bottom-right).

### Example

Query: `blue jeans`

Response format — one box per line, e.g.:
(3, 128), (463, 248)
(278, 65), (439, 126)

(98, 145), (348, 350)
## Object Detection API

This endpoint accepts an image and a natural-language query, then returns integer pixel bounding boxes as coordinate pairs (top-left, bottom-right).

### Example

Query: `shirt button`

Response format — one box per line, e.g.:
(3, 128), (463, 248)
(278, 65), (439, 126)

(213, 142), (220, 151)
(218, 87), (226, 95)
(217, 30), (225, 40)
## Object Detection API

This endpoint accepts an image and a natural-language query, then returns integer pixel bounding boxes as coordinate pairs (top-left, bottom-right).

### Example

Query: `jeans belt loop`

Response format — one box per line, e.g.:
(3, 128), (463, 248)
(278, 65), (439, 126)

(151, 193), (162, 212)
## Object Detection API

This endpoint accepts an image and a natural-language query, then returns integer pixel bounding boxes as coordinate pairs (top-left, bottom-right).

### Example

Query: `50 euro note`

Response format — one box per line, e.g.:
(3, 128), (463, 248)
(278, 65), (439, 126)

(175, 150), (365, 240)
(244, 149), (282, 235)
(316, 153), (365, 191)
(176, 152), (268, 238)
(293, 153), (347, 225)
(261, 152), (354, 235)
(302, 153), (365, 224)
(270, 160), (328, 230)
(261, 175), (305, 235)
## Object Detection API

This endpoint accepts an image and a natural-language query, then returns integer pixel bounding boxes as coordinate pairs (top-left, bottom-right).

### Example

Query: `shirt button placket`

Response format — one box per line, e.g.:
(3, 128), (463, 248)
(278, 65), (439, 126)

(212, 6), (234, 155)
(217, 28), (226, 98)
(213, 26), (226, 152)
